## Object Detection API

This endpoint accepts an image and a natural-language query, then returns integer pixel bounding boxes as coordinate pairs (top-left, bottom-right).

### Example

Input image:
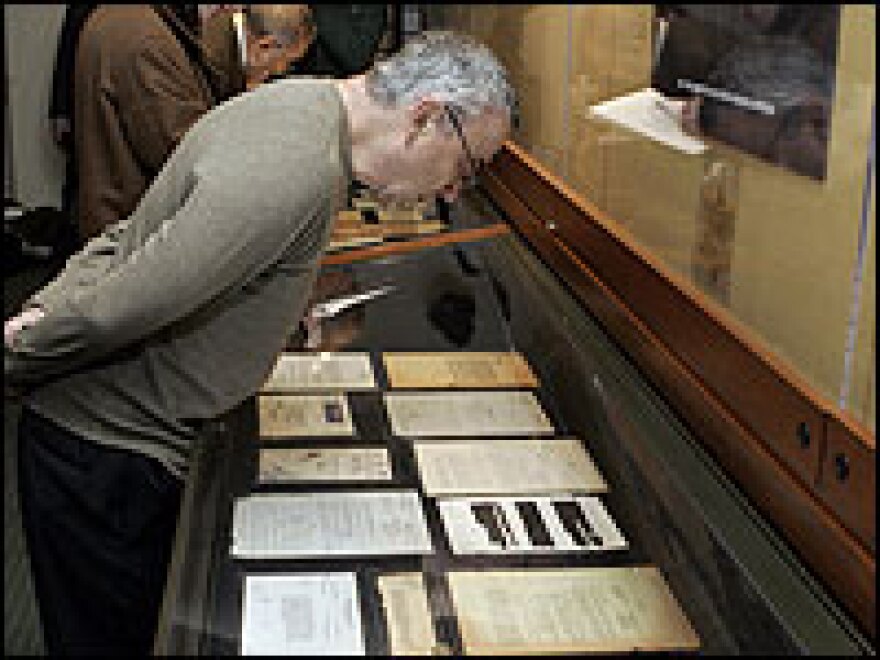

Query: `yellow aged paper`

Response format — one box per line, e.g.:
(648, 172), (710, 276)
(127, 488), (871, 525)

(384, 391), (555, 438)
(377, 573), (438, 656)
(261, 352), (376, 392)
(447, 566), (700, 655)
(258, 447), (391, 482)
(328, 235), (384, 252)
(414, 438), (607, 496)
(383, 352), (540, 389)
(258, 394), (354, 438)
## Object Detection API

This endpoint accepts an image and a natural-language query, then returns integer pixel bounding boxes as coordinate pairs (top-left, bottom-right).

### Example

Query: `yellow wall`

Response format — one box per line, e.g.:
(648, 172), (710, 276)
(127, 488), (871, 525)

(438, 5), (876, 429)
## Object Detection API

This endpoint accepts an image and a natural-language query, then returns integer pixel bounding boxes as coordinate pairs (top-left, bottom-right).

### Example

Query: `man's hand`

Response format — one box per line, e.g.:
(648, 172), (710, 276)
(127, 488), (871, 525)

(4, 307), (46, 349)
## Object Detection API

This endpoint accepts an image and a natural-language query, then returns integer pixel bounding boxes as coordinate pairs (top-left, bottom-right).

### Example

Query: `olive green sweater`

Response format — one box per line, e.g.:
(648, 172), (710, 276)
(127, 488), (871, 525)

(6, 80), (352, 478)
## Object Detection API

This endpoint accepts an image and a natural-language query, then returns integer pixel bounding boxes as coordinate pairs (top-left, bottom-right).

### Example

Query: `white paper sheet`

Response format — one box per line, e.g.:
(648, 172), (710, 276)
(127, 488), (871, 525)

(447, 566), (700, 654)
(241, 573), (365, 656)
(437, 495), (626, 555)
(231, 491), (433, 559)
(414, 438), (607, 496)
(258, 394), (354, 438)
(261, 352), (376, 392)
(384, 391), (555, 437)
(258, 447), (392, 483)
(590, 88), (707, 155)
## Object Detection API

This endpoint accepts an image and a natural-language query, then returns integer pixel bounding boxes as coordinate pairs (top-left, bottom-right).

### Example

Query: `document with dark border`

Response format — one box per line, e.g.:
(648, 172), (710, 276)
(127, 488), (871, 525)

(384, 391), (555, 437)
(231, 491), (433, 559)
(383, 352), (539, 389)
(414, 438), (607, 496)
(261, 352), (376, 392)
(258, 394), (354, 438)
(241, 573), (365, 656)
(377, 573), (438, 656)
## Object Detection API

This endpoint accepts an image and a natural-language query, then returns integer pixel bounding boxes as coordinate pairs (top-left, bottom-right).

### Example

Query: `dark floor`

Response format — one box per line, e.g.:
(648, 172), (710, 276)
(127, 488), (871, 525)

(5, 260), (59, 656)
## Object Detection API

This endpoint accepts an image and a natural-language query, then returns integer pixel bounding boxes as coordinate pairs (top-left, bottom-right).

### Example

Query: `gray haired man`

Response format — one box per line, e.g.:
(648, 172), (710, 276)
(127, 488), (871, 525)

(5, 31), (515, 655)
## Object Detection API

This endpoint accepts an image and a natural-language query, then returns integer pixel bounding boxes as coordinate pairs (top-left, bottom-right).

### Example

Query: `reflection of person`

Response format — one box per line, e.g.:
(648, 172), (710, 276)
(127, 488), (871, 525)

(6, 31), (515, 655)
(427, 272), (477, 347)
(701, 37), (834, 179)
(653, 4), (838, 179)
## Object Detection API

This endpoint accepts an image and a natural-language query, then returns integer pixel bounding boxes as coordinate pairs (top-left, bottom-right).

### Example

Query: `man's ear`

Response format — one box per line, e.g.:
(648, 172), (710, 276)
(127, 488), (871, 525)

(404, 98), (445, 146)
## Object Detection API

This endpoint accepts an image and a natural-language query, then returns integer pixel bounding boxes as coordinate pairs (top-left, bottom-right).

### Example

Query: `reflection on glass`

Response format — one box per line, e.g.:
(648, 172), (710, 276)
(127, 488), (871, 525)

(432, 5), (876, 427)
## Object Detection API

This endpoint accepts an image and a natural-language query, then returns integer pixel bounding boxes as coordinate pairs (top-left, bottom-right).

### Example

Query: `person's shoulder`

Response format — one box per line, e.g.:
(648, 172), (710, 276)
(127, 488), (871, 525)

(77, 6), (170, 59)
(262, 79), (344, 120)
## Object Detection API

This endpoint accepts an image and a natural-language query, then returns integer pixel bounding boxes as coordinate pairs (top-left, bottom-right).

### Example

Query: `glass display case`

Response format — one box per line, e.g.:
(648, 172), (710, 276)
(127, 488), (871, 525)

(153, 190), (871, 655)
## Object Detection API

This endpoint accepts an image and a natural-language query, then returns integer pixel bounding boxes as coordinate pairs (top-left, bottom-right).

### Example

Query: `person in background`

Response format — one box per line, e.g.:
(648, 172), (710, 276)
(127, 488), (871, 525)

(70, 5), (224, 242)
(70, 4), (317, 244)
(243, 4), (317, 87)
(6, 30), (515, 655)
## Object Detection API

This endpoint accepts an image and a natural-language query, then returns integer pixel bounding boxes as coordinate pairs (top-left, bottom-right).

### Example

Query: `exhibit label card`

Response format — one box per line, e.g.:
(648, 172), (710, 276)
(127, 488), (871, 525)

(258, 394), (354, 438)
(231, 491), (433, 559)
(384, 391), (555, 437)
(241, 573), (365, 656)
(261, 352), (376, 392)
(377, 573), (438, 656)
(447, 566), (700, 654)
(258, 447), (392, 483)
(383, 352), (539, 389)
(414, 438), (607, 496)
(437, 495), (626, 555)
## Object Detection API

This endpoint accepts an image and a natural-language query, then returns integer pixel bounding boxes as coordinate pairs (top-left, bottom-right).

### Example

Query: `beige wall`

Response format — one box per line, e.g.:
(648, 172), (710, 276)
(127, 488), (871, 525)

(438, 5), (876, 429)
(5, 4), (67, 209)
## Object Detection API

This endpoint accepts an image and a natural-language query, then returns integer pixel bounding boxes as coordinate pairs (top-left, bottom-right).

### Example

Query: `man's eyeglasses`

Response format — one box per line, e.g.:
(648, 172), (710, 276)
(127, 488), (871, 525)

(444, 104), (482, 190)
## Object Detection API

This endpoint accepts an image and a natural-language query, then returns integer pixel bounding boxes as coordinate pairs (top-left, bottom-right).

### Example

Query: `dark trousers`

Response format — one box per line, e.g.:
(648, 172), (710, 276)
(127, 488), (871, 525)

(17, 407), (183, 655)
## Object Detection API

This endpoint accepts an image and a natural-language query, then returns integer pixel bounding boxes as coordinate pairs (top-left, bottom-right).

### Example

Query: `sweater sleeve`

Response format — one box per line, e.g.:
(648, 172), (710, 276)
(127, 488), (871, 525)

(23, 218), (133, 313)
(5, 170), (330, 386)
(113, 33), (213, 173)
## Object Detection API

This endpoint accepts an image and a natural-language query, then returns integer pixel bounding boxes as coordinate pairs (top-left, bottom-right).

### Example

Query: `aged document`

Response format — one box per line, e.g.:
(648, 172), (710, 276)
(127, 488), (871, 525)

(383, 352), (539, 389)
(414, 438), (607, 496)
(231, 491), (433, 559)
(258, 394), (354, 438)
(328, 235), (384, 252)
(377, 573), (438, 656)
(258, 447), (392, 483)
(384, 391), (555, 437)
(241, 573), (365, 656)
(437, 495), (626, 555)
(261, 352), (376, 392)
(447, 566), (700, 654)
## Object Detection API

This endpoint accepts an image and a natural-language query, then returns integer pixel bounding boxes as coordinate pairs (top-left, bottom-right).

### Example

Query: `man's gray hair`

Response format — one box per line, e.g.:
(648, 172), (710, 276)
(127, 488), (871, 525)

(366, 31), (517, 124)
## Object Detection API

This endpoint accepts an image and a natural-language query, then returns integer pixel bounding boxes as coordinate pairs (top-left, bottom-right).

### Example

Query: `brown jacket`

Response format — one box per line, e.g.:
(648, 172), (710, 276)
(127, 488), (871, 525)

(73, 5), (219, 240)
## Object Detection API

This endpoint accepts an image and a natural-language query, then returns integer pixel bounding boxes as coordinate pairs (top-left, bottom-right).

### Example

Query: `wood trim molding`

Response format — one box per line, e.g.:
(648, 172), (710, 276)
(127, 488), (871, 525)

(482, 143), (876, 639)
(320, 224), (510, 266)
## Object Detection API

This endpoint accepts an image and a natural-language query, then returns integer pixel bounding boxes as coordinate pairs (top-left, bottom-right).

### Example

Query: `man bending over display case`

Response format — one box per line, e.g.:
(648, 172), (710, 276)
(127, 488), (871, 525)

(5, 31), (516, 655)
